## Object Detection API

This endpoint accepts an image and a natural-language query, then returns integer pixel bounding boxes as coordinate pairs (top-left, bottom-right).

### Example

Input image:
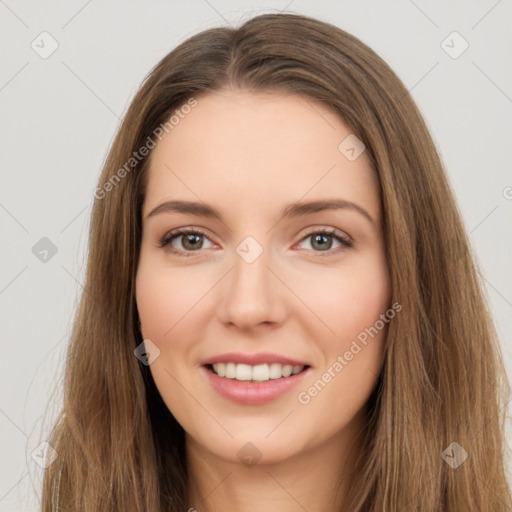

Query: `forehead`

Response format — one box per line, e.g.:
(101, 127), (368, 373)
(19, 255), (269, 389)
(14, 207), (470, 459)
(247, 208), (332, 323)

(143, 89), (380, 222)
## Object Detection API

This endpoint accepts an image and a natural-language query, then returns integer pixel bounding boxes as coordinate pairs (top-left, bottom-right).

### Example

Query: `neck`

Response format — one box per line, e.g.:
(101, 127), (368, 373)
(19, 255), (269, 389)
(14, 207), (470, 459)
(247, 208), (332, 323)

(185, 409), (366, 512)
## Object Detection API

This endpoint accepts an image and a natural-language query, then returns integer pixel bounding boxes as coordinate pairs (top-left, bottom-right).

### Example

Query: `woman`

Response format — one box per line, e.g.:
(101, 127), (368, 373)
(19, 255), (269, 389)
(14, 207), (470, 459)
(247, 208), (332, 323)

(42, 12), (511, 511)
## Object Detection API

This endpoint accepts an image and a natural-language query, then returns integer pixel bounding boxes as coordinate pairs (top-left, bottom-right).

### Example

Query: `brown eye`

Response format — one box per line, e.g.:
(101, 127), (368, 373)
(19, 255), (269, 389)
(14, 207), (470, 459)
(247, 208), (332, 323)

(159, 228), (214, 256)
(180, 233), (204, 251)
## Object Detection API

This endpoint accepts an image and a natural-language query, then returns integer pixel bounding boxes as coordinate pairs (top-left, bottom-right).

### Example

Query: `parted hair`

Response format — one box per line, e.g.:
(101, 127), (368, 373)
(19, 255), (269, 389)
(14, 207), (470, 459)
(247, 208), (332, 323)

(42, 12), (511, 511)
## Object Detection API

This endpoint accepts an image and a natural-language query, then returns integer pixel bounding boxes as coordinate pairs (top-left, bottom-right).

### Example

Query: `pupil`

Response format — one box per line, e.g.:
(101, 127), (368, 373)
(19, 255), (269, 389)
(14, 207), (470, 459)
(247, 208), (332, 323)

(184, 234), (202, 250)
(313, 234), (332, 251)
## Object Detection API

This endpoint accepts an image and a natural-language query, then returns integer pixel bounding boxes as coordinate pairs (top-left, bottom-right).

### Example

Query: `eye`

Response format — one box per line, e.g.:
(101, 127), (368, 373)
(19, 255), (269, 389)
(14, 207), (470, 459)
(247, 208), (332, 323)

(296, 228), (353, 254)
(159, 227), (353, 257)
(159, 228), (214, 256)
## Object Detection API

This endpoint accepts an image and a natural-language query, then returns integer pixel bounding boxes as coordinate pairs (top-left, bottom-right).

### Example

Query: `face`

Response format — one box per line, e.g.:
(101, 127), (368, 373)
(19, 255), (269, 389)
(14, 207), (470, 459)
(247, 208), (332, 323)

(136, 88), (391, 465)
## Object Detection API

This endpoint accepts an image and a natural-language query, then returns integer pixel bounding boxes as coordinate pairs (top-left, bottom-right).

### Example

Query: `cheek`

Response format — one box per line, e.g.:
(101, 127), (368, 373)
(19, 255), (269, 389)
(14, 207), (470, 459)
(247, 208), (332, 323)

(136, 277), (175, 340)
(290, 251), (389, 407)
(335, 268), (390, 343)
(135, 261), (215, 402)
(135, 263), (205, 427)
(296, 264), (390, 424)
(136, 261), (211, 340)
(288, 252), (390, 344)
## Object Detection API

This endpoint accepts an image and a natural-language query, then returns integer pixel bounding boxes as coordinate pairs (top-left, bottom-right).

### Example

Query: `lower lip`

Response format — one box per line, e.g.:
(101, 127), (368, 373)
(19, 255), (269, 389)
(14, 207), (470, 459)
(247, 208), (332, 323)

(201, 365), (311, 405)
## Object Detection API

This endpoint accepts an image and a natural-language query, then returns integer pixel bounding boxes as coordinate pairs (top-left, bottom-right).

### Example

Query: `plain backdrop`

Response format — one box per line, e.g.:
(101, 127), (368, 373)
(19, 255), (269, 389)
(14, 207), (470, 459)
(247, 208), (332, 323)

(1, 1), (511, 510)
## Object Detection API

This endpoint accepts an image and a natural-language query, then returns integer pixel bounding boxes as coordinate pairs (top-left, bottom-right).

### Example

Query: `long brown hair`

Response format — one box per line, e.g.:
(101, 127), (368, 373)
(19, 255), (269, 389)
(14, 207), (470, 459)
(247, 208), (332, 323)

(41, 12), (511, 511)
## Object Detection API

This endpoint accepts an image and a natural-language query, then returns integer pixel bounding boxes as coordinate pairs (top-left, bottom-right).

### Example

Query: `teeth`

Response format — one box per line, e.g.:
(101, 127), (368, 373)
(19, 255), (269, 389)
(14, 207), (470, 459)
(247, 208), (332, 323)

(211, 362), (305, 381)
(269, 363), (283, 379)
(236, 364), (252, 381)
(225, 362), (236, 379)
(252, 364), (269, 381)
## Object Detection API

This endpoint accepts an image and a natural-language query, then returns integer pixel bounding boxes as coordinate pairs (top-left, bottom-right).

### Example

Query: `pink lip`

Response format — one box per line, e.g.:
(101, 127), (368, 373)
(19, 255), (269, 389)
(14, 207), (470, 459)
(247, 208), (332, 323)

(200, 365), (311, 405)
(200, 352), (310, 367)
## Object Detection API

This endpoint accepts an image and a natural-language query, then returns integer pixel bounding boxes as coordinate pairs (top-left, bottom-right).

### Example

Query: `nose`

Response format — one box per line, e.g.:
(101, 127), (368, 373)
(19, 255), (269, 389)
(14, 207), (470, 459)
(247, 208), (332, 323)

(217, 245), (287, 330)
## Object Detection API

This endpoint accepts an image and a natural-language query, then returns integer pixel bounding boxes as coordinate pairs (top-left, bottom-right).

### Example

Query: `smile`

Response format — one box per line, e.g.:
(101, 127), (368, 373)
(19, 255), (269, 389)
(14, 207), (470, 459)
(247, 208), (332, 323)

(201, 363), (311, 405)
(209, 362), (307, 381)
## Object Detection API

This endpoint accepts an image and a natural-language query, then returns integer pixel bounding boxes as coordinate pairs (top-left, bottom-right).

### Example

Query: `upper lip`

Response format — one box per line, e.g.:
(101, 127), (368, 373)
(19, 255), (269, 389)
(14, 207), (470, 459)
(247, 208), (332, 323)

(201, 352), (311, 367)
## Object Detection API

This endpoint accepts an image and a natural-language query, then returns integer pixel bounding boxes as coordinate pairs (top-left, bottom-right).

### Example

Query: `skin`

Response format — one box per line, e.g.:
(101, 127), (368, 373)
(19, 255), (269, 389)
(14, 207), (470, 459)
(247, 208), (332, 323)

(136, 88), (391, 512)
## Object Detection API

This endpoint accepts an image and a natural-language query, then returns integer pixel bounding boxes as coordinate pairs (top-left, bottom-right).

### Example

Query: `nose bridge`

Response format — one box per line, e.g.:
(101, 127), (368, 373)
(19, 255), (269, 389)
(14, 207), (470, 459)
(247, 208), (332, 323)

(218, 238), (284, 328)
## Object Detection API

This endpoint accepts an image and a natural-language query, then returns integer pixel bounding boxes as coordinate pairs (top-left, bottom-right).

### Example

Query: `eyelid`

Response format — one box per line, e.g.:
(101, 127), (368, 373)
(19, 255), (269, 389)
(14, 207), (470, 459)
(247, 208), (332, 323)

(158, 226), (216, 256)
(294, 226), (353, 254)
(298, 225), (352, 243)
(158, 225), (353, 257)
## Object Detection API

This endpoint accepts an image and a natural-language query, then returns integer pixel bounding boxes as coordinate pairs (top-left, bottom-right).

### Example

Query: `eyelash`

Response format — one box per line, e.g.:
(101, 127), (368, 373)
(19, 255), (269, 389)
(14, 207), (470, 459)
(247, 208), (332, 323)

(158, 227), (353, 258)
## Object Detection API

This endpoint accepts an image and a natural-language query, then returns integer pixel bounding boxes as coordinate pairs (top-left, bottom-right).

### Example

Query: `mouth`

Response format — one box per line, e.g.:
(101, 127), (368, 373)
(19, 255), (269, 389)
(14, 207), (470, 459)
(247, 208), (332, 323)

(204, 362), (311, 382)
(201, 362), (312, 405)
(199, 352), (313, 404)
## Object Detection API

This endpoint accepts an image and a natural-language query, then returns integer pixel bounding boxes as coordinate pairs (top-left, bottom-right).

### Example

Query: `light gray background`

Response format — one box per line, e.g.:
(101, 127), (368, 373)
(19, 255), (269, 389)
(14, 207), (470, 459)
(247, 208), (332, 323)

(1, 1), (511, 510)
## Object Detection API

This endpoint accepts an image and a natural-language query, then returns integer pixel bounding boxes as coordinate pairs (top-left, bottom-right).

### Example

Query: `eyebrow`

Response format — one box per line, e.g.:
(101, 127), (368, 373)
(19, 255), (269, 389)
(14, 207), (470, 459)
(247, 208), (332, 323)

(146, 198), (374, 224)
